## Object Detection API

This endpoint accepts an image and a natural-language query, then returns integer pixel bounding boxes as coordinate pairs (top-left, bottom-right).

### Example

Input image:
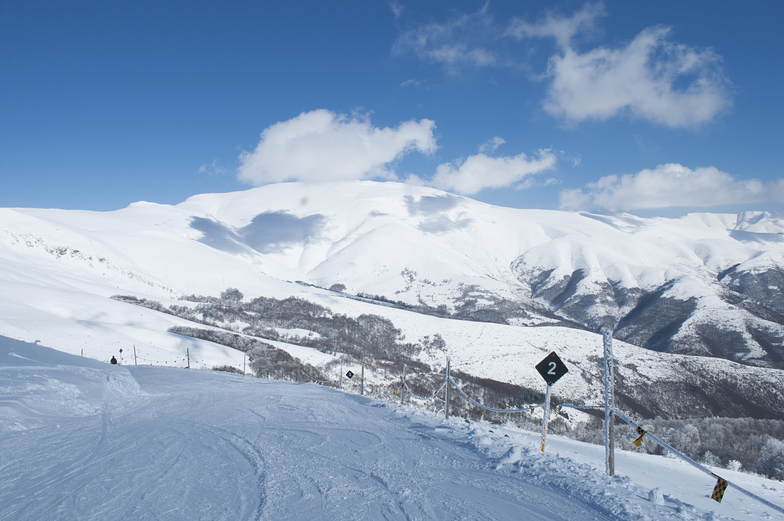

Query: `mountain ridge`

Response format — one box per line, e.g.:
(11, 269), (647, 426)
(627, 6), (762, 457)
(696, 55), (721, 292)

(3, 181), (784, 369)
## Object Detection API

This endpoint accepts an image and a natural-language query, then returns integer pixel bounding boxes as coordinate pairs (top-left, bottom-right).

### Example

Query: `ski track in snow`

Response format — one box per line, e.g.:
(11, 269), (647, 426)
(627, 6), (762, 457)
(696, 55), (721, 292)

(3, 340), (760, 520)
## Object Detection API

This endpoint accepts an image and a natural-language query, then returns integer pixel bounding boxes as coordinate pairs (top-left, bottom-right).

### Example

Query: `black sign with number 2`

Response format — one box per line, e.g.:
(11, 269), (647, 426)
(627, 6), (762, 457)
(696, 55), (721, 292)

(535, 351), (568, 386)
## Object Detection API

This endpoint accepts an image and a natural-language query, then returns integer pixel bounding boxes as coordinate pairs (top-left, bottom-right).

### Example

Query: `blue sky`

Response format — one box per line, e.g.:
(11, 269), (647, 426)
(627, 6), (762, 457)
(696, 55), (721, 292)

(2, 1), (783, 215)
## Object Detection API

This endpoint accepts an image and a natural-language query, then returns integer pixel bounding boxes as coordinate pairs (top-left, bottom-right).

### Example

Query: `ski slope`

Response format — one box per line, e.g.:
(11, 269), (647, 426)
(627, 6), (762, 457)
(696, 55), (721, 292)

(3, 336), (782, 520)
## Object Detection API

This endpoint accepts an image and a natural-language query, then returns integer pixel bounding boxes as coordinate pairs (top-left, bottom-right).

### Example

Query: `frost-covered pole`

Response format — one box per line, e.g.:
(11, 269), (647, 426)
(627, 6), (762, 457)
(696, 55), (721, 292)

(134, 345), (137, 366)
(541, 383), (552, 452)
(444, 357), (451, 419)
(602, 327), (615, 476)
(401, 364), (407, 404)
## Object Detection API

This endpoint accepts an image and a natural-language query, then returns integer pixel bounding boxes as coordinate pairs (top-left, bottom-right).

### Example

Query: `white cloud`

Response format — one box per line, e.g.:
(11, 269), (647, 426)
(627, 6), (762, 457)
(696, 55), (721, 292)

(389, 1), (403, 20)
(394, 3), (733, 128)
(560, 163), (784, 211)
(505, 2), (605, 48)
(478, 136), (505, 154)
(392, 6), (500, 74)
(199, 159), (227, 176)
(431, 149), (557, 195)
(237, 110), (437, 185)
(400, 78), (425, 88)
(543, 26), (732, 128)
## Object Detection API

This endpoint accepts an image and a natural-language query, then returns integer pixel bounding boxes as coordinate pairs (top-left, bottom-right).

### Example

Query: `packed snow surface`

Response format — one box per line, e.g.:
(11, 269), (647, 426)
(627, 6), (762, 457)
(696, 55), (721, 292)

(3, 336), (783, 520)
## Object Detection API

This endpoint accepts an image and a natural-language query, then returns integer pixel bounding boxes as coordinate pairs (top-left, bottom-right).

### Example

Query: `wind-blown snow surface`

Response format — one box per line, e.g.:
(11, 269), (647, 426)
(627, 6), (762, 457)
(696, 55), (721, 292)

(3, 337), (782, 520)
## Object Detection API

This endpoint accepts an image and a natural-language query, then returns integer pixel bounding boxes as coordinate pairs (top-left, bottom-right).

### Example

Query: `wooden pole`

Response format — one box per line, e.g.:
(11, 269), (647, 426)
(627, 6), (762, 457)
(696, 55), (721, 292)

(445, 357), (451, 419)
(541, 384), (552, 452)
(401, 364), (407, 404)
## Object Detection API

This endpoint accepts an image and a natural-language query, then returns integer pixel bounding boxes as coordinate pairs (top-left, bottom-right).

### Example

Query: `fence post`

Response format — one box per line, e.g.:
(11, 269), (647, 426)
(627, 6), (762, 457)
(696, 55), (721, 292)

(445, 357), (451, 419)
(541, 383), (552, 452)
(602, 327), (615, 476)
(401, 364), (407, 404)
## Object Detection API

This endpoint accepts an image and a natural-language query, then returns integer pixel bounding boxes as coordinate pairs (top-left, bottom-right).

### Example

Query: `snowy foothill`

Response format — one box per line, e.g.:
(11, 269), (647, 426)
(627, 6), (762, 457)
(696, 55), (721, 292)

(3, 335), (783, 520)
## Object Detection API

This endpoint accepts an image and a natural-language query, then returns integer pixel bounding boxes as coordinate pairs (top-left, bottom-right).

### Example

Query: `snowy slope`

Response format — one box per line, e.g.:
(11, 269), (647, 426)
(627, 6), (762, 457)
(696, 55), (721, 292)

(3, 336), (782, 520)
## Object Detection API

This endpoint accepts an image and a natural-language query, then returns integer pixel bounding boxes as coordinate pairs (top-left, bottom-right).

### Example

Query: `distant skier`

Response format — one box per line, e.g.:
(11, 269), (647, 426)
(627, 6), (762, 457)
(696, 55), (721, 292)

(110, 356), (118, 365)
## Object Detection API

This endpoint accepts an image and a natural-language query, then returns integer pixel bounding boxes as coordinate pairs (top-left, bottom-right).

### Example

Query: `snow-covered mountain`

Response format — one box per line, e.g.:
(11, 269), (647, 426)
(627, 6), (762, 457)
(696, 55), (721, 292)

(2, 181), (783, 422)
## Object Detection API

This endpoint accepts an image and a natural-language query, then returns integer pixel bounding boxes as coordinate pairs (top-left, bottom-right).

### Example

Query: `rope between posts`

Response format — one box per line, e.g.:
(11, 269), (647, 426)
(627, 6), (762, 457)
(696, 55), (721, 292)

(405, 381), (446, 402)
(448, 377), (543, 414)
(611, 407), (784, 515)
(555, 403), (604, 416)
(299, 369), (331, 385)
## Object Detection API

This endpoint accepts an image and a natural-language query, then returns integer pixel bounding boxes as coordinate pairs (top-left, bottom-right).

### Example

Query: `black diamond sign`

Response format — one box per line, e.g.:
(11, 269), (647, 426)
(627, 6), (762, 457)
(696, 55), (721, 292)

(535, 351), (568, 386)
(346, 371), (354, 379)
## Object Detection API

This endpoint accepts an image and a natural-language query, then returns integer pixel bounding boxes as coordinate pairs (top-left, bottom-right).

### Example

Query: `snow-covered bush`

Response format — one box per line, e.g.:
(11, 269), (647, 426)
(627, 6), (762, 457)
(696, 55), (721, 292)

(754, 438), (784, 480)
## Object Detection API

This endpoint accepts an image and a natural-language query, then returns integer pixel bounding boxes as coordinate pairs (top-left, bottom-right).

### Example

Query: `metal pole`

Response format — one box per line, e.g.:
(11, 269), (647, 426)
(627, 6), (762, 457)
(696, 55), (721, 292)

(134, 345), (137, 366)
(360, 362), (364, 396)
(541, 384), (552, 452)
(603, 327), (616, 476)
(186, 348), (190, 369)
(401, 364), (407, 404)
(445, 357), (451, 419)
(243, 353), (246, 376)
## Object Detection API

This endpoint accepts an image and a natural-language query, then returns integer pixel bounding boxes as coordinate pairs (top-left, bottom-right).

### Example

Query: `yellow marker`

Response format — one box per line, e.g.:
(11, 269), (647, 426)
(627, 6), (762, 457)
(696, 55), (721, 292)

(711, 475), (728, 503)
(633, 427), (647, 447)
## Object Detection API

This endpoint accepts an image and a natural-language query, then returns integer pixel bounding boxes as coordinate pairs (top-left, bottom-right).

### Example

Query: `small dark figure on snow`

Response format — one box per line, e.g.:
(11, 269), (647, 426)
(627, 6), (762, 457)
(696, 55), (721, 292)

(110, 356), (118, 365)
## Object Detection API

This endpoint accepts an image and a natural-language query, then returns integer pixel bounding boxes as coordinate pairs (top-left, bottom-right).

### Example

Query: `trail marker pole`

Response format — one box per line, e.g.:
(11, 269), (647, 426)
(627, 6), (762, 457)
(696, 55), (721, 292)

(541, 383), (552, 452)
(360, 363), (365, 396)
(134, 345), (137, 366)
(535, 351), (568, 452)
(444, 357), (451, 419)
(243, 353), (246, 376)
(401, 364), (407, 404)
(602, 328), (616, 476)
(186, 348), (190, 369)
